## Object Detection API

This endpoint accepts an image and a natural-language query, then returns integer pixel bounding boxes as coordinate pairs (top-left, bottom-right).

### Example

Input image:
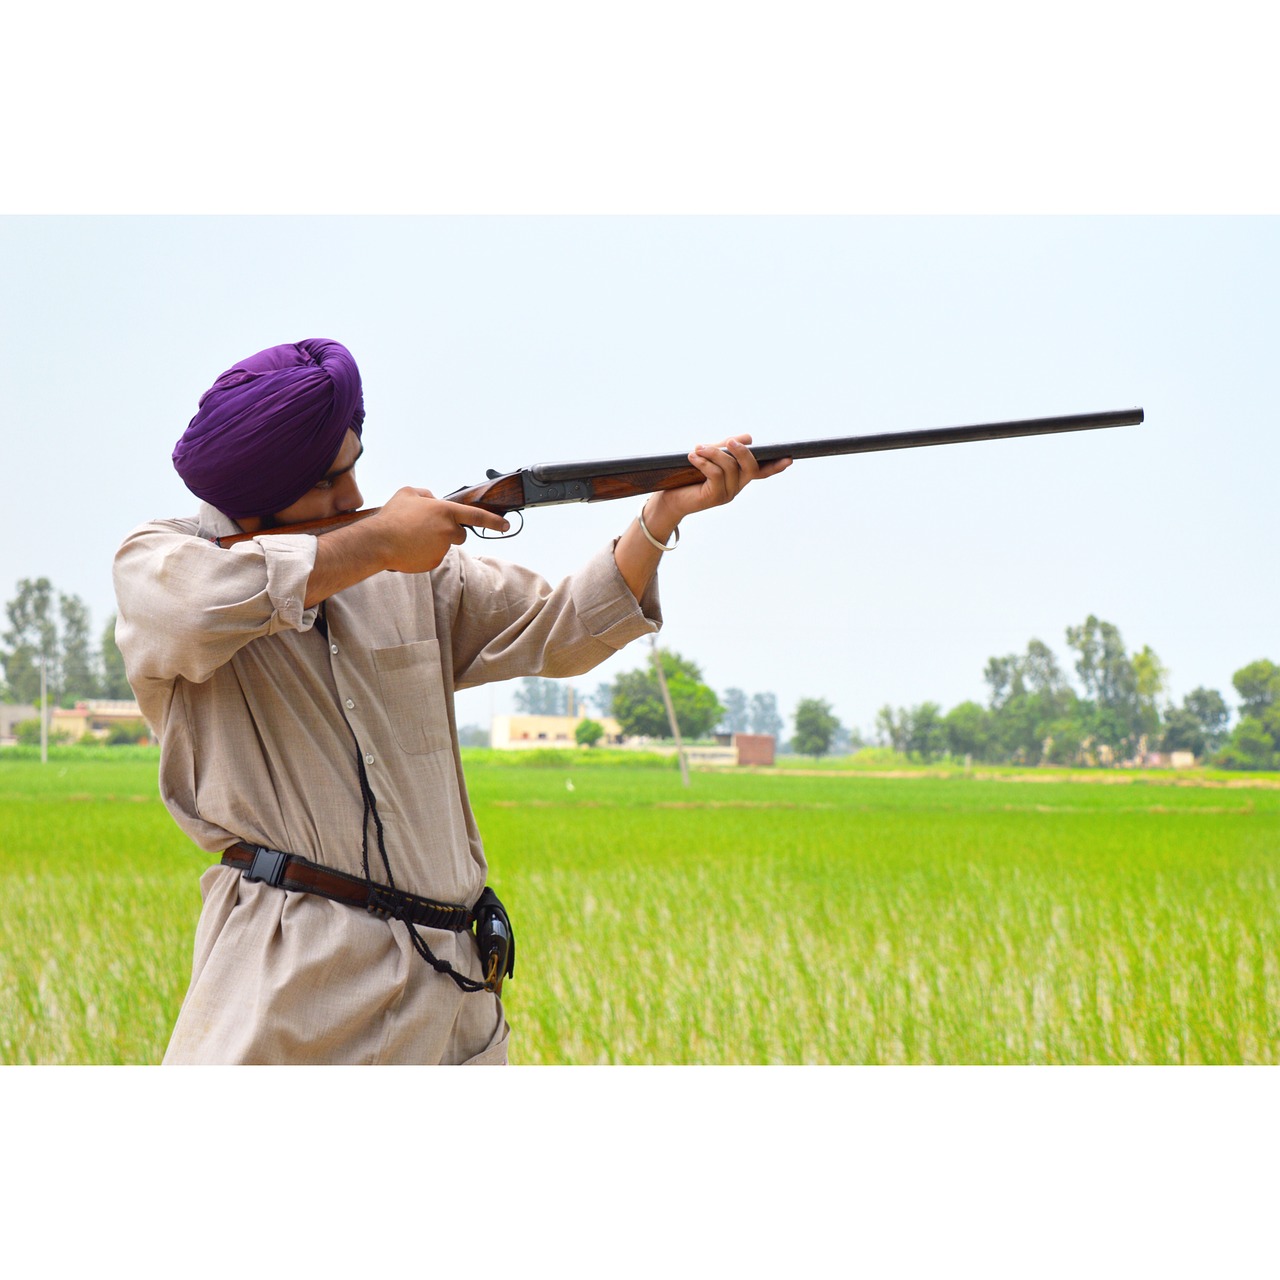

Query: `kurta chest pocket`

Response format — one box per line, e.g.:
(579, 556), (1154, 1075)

(372, 639), (453, 755)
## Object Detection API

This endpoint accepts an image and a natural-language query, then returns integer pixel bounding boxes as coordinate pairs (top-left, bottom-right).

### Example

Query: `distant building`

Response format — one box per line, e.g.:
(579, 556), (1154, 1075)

(732, 733), (776, 767)
(643, 734), (776, 766)
(1145, 750), (1197, 769)
(490, 713), (626, 749)
(0, 704), (38, 746)
(51, 699), (153, 743)
(490, 715), (776, 766)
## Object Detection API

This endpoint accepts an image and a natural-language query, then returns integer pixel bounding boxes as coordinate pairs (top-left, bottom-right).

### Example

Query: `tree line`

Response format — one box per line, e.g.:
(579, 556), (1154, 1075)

(7, 577), (1277, 770)
(512, 654), (848, 757)
(873, 615), (1278, 770)
(511, 615), (1280, 770)
(514, 654), (737, 740)
(1, 578), (131, 706)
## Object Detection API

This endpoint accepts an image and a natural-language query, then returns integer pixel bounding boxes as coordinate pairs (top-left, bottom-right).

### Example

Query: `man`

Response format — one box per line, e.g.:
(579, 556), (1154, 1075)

(114, 337), (788, 1065)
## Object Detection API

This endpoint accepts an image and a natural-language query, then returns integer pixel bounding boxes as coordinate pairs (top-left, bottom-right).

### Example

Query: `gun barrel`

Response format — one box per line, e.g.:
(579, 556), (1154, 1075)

(528, 408), (1143, 485)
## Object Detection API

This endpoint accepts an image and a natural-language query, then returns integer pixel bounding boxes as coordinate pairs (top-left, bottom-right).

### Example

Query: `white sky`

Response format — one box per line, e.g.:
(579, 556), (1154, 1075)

(2, 214), (1275, 736)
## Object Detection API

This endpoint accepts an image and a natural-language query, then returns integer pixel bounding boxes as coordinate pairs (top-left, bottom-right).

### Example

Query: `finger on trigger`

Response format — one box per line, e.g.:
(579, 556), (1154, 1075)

(455, 499), (504, 535)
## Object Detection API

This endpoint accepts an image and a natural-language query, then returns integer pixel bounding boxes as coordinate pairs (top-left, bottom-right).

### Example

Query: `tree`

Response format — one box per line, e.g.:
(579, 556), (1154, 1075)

(993, 691), (1047, 764)
(575, 718), (605, 748)
(2, 578), (58, 704)
(1161, 687), (1229, 758)
(1217, 660), (1280, 769)
(1216, 717), (1276, 771)
(59, 592), (98, 701)
(984, 654), (1025, 709)
(1044, 716), (1088, 766)
(1159, 707), (1208, 757)
(15, 718), (70, 747)
(749, 692), (783, 738)
(721, 688), (786, 739)
(1064, 616), (1163, 761)
(1184, 687), (1230, 750)
(1131, 644), (1168, 743)
(1023, 638), (1069, 697)
(1, 579), (103, 707)
(792, 698), (840, 758)
(983, 639), (1083, 765)
(904, 702), (946, 762)
(719, 687), (750, 734)
(611, 650), (723, 739)
(100, 615), (133, 699)
(875, 705), (909, 754)
(589, 681), (614, 716)
(105, 719), (150, 746)
(1232, 660), (1280, 720)
(513, 677), (581, 716)
(944, 701), (994, 762)
(878, 701), (958, 762)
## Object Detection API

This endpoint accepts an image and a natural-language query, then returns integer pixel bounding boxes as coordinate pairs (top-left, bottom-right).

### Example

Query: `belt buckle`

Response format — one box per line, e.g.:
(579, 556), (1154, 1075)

(245, 845), (288, 887)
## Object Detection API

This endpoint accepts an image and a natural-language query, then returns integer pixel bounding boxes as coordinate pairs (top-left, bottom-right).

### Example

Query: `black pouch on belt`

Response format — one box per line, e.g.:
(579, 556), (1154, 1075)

(473, 887), (516, 995)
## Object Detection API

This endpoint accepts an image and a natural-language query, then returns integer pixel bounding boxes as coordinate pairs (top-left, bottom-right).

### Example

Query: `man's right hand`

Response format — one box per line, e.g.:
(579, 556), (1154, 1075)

(367, 487), (510, 574)
(304, 488), (510, 607)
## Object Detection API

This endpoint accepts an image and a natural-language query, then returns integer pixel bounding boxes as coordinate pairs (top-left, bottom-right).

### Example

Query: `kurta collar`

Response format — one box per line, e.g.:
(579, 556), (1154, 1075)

(196, 501), (244, 541)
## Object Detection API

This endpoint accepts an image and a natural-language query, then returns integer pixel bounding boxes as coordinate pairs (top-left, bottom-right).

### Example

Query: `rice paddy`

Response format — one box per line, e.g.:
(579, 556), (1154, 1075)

(2, 750), (1277, 1064)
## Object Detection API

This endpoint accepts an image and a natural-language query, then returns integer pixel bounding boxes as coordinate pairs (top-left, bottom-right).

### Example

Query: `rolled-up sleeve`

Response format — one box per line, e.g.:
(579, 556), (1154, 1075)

(113, 520), (320, 686)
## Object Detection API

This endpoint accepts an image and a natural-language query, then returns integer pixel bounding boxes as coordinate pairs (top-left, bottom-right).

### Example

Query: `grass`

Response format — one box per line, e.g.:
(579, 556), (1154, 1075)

(2, 748), (1277, 1064)
(0, 753), (203, 1064)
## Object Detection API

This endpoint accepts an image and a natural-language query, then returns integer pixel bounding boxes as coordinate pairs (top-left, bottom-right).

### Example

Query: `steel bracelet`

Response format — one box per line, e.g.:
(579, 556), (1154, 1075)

(638, 504), (680, 551)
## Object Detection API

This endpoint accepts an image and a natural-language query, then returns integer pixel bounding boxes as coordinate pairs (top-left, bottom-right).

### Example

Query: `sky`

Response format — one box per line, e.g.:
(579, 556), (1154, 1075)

(2, 215), (1276, 738)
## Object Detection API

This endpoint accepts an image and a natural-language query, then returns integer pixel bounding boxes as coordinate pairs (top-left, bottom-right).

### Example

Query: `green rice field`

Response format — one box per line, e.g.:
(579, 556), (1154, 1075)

(2, 748), (1278, 1065)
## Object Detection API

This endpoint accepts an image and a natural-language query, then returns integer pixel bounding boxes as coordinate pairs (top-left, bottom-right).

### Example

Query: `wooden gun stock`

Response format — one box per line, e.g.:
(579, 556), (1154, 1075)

(213, 407), (1143, 547)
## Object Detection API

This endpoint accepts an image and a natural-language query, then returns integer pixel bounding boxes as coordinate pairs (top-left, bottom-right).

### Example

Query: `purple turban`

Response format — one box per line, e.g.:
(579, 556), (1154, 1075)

(172, 338), (365, 519)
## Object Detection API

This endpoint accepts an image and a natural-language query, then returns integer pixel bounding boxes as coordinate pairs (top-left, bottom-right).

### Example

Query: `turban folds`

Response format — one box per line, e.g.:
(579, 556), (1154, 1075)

(172, 338), (365, 519)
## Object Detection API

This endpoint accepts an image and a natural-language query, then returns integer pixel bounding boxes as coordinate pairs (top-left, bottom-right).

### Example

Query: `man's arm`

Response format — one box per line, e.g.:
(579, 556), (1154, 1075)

(612, 435), (792, 602)
(114, 518), (320, 686)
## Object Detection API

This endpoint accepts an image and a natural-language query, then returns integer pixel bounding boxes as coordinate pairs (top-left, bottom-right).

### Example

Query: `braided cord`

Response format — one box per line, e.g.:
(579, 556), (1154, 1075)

(355, 749), (488, 993)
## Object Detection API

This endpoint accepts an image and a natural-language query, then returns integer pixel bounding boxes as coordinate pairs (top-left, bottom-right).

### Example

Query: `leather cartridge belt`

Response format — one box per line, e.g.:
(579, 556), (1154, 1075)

(221, 841), (473, 932)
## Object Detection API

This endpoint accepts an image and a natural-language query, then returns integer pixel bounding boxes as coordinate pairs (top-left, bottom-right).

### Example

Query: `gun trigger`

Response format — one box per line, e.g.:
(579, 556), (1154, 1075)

(473, 509), (523, 540)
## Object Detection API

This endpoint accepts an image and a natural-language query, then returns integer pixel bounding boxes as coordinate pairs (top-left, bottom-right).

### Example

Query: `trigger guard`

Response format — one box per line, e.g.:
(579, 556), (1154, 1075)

(473, 509), (523, 539)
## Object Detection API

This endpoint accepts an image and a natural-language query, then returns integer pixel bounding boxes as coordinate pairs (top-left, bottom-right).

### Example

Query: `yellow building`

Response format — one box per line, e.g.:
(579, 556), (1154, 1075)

(51, 699), (153, 743)
(490, 713), (625, 749)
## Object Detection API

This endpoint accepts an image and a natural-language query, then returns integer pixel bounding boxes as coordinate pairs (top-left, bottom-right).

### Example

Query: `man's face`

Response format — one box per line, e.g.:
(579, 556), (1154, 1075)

(242, 429), (364, 530)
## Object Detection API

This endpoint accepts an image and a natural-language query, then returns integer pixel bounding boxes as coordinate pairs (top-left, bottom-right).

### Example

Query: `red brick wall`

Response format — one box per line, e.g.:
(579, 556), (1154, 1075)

(733, 733), (776, 766)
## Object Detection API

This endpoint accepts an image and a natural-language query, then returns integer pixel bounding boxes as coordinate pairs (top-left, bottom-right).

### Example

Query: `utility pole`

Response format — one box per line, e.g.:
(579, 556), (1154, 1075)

(651, 637), (689, 788)
(40, 653), (48, 765)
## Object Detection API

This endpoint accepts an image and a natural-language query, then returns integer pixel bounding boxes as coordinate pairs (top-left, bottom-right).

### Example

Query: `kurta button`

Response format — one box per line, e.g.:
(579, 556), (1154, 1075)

(364, 753), (375, 765)
(345, 698), (355, 709)
(331, 643), (339, 654)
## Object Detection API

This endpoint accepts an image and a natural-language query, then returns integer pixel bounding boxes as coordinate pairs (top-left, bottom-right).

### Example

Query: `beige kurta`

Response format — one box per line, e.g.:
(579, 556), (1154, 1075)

(113, 502), (660, 1064)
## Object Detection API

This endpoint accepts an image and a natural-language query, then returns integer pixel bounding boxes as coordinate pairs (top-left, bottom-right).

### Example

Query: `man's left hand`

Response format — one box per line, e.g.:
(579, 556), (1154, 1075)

(645, 434), (792, 532)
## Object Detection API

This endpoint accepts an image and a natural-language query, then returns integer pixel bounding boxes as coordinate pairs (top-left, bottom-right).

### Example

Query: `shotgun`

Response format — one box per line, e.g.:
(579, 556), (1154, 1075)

(213, 407), (1143, 547)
